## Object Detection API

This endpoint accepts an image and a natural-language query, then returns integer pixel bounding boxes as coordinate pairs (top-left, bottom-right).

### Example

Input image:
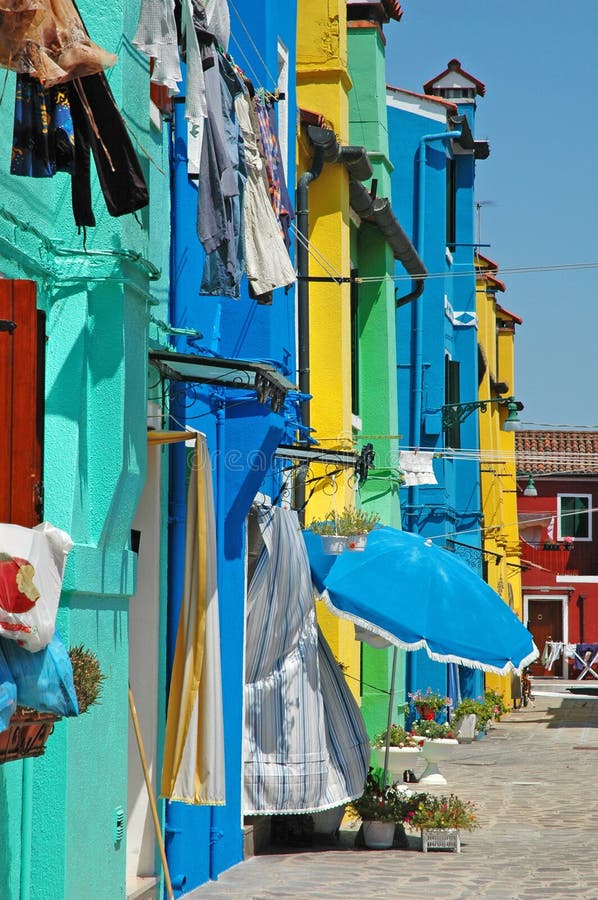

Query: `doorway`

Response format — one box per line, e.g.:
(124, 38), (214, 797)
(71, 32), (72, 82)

(524, 594), (568, 678)
(127, 445), (163, 897)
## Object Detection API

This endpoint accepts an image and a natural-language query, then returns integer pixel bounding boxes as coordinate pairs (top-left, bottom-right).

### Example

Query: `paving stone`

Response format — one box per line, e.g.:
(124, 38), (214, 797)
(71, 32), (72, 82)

(184, 684), (598, 900)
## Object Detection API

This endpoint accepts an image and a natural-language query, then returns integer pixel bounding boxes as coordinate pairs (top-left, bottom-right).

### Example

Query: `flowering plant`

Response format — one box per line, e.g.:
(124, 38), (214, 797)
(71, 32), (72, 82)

(348, 770), (413, 823)
(308, 507), (380, 536)
(373, 723), (422, 749)
(409, 688), (452, 712)
(484, 688), (508, 721)
(411, 720), (456, 740)
(404, 793), (478, 831)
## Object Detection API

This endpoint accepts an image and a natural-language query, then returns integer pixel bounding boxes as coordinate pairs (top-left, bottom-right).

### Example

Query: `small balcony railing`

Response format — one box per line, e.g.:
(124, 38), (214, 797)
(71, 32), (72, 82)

(520, 539), (579, 575)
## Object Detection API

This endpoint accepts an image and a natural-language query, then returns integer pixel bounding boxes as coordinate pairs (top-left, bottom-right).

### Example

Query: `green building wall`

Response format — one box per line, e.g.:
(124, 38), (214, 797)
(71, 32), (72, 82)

(0, 0), (170, 895)
(347, 23), (406, 736)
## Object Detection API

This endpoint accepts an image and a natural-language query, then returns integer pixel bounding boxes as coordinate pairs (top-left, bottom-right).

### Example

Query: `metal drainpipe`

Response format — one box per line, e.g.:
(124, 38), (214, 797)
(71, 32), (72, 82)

(20, 757), (33, 900)
(210, 397), (226, 881)
(295, 146), (324, 520)
(409, 129), (462, 534)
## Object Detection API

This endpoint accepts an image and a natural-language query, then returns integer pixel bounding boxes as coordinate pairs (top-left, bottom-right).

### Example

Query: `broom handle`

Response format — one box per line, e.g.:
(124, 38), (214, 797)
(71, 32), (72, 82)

(128, 684), (174, 900)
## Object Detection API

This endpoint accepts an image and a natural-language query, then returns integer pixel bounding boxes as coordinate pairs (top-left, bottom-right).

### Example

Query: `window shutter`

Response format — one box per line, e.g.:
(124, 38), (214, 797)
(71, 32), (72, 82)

(0, 280), (45, 526)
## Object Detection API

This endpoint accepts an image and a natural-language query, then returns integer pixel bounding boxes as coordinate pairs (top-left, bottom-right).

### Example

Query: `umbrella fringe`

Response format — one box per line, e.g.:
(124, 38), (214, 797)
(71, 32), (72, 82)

(319, 590), (539, 676)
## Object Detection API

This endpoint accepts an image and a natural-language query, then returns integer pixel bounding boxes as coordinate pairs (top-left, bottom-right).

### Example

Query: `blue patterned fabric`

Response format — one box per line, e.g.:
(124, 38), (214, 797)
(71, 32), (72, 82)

(243, 506), (370, 815)
(11, 74), (74, 177)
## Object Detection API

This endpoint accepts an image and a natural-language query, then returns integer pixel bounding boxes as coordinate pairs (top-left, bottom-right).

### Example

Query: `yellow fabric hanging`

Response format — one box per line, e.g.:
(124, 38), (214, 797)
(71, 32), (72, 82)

(147, 430), (193, 446)
(160, 433), (225, 804)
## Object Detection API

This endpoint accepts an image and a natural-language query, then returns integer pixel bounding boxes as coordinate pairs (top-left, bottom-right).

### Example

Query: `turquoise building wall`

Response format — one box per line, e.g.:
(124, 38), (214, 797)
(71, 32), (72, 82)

(0, 0), (169, 894)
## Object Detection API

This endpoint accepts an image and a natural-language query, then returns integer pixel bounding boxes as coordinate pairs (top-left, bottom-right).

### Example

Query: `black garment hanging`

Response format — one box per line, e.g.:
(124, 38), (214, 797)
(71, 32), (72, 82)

(67, 72), (149, 227)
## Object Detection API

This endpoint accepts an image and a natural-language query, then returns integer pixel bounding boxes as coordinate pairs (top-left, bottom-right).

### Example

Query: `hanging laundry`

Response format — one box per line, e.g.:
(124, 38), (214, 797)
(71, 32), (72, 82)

(254, 96), (294, 249)
(197, 49), (246, 298)
(202, 0), (230, 50)
(399, 450), (438, 486)
(133, 0), (182, 94)
(235, 92), (295, 302)
(0, 0), (117, 87)
(11, 73), (74, 177)
(66, 72), (149, 227)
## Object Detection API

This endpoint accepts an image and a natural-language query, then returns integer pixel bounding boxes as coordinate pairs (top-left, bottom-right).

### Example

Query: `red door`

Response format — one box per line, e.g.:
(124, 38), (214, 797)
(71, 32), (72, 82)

(527, 599), (563, 676)
(0, 280), (44, 526)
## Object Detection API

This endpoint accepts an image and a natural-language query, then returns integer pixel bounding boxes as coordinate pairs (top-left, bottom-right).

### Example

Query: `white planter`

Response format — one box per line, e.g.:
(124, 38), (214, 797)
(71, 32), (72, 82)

(320, 535), (348, 555)
(372, 745), (423, 780)
(312, 804), (346, 835)
(421, 828), (461, 853)
(454, 713), (477, 743)
(418, 738), (459, 785)
(345, 533), (367, 551)
(362, 820), (396, 849)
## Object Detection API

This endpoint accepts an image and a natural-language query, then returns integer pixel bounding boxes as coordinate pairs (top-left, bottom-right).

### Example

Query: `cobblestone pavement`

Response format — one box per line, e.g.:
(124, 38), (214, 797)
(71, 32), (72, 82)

(185, 682), (598, 900)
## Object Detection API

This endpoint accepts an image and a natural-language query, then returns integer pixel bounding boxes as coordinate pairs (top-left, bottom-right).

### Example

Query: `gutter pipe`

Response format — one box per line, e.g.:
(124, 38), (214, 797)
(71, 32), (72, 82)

(348, 182), (427, 307)
(20, 758), (33, 900)
(409, 128), (462, 534)
(295, 127), (372, 517)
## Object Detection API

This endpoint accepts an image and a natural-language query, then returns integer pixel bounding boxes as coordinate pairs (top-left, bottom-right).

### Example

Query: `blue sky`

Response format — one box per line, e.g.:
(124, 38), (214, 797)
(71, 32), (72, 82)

(385, 2), (598, 429)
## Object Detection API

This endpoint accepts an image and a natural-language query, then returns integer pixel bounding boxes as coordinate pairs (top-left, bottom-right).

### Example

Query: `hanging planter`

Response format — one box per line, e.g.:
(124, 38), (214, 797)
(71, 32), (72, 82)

(0, 644), (105, 764)
(0, 708), (59, 764)
(320, 535), (349, 555)
(307, 507), (380, 555)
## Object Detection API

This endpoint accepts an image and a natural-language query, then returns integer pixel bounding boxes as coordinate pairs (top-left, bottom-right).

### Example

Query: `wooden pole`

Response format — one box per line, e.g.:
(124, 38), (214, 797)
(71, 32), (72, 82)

(128, 684), (175, 900)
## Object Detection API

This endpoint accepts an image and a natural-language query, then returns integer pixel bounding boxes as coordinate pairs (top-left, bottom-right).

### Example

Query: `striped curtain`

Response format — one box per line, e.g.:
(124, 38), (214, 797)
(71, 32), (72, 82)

(243, 506), (370, 815)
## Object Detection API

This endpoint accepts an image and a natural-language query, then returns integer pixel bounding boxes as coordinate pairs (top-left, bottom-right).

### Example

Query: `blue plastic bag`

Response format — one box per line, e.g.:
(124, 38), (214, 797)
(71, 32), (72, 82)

(0, 641), (17, 733)
(0, 630), (79, 717)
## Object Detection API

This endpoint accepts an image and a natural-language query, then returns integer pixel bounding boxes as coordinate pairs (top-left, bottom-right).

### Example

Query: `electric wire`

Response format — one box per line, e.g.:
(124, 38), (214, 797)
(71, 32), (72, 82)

(228, 0), (279, 89)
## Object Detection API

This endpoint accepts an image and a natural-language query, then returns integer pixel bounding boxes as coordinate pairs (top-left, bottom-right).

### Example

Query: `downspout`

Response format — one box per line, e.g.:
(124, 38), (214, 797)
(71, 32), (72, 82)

(164, 94), (194, 896)
(296, 127), (372, 524)
(409, 128), (462, 534)
(348, 183), (427, 306)
(210, 397), (226, 882)
(295, 146), (324, 520)
(20, 758), (33, 900)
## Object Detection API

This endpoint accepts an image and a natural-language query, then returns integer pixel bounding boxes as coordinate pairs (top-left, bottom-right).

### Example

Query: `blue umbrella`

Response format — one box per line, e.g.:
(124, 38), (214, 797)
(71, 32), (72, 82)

(303, 526), (538, 675)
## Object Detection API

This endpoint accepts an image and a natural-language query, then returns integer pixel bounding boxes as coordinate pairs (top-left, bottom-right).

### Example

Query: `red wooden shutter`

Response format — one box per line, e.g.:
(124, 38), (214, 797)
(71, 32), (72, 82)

(0, 280), (45, 526)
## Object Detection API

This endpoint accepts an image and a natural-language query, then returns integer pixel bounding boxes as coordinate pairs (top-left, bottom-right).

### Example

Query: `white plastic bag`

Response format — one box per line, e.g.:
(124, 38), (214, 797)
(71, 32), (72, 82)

(0, 522), (73, 652)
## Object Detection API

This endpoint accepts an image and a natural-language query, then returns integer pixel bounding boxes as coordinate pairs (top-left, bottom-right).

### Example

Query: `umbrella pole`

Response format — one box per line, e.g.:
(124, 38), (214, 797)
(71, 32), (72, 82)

(382, 646), (399, 787)
(128, 684), (175, 900)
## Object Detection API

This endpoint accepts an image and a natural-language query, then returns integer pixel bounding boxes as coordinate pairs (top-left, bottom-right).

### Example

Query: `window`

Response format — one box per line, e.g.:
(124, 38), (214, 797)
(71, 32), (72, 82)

(444, 356), (460, 449)
(446, 156), (456, 251)
(350, 268), (359, 416)
(558, 494), (592, 541)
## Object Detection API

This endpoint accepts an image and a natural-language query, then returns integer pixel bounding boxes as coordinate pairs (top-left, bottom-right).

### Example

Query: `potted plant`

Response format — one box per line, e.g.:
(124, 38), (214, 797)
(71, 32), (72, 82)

(404, 792), (478, 853)
(411, 720), (456, 741)
(371, 723), (424, 780)
(0, 645), (105, 765)
(308, 507), (380, 554)
(484, 688), (508, 723)
(347, 769), (410, 849)
(409, 688), (452, 721)
(451, 697), (484, 743)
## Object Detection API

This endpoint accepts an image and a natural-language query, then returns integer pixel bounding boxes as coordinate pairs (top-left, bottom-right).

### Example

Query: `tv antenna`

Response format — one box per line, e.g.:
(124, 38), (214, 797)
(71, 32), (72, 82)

(475, 199), (496, 247)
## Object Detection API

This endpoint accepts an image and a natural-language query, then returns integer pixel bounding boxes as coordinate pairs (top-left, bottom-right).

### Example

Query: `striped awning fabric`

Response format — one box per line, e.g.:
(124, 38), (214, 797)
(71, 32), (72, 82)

(243, 506), (370, 815)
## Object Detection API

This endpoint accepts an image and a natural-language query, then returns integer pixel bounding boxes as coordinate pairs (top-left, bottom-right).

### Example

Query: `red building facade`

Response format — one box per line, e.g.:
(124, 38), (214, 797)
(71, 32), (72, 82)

(516, 431), (598, 678)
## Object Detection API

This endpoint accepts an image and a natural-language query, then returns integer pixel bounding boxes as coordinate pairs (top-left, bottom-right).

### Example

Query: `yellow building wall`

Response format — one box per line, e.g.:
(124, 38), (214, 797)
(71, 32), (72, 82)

(297, 0), (360, 695)
(476, 261), (524, 705)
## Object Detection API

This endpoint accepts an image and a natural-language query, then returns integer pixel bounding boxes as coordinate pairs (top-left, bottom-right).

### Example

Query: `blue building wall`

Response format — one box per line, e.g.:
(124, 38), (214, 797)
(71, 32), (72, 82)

(166, 2), (298, 892)
(387, 88), (483, 701)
